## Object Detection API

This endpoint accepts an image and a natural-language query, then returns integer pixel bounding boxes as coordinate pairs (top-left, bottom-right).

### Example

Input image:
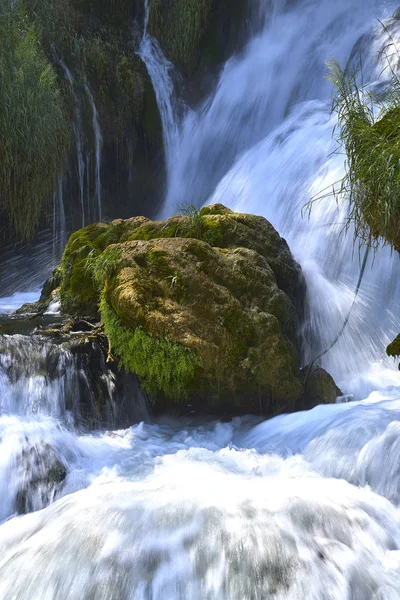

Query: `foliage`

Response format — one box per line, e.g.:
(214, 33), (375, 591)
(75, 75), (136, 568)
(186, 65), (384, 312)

(60, 223), (108, 314)
(313, 57), (400, 250)
(100, 294), (201, 402)
(177, 202), (204, 239)
(0, 6), (69, 239)
(85, 246), (122, 286)
(149, 0), (214, 73)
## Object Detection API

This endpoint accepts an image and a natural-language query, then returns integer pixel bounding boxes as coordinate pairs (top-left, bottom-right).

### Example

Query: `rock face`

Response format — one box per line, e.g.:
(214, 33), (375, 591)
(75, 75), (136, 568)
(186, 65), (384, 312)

(59, 204), (307, 413)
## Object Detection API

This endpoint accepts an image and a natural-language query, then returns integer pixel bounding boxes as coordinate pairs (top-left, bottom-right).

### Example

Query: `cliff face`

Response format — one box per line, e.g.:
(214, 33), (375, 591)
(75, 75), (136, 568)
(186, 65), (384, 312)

(0, 0), (251, 246)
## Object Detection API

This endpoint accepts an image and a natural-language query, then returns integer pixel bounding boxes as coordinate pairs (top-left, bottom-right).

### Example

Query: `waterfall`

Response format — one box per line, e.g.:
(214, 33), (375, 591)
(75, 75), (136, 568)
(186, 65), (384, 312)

(138, 0), (180, 177)
(52, 178), (67, 261)
(157, 0), (400, 398)
(85, 84), (103, 222)
(57, 56), (86, 228)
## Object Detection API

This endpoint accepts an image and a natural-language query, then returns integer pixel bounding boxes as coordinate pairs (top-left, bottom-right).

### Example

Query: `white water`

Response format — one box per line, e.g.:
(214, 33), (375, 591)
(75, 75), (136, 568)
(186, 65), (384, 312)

(2, 1), (400, 598)
(3, 399), (400, 598)
(85, 83), (103, 222)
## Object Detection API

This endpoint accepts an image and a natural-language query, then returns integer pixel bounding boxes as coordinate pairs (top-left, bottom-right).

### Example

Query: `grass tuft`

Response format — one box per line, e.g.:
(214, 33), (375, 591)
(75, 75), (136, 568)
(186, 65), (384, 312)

(309, 53), (400, 251)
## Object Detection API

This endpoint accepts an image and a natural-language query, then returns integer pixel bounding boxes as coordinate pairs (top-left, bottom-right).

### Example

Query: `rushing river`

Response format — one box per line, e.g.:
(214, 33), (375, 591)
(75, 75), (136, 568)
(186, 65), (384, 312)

(2, 0), (400, 598)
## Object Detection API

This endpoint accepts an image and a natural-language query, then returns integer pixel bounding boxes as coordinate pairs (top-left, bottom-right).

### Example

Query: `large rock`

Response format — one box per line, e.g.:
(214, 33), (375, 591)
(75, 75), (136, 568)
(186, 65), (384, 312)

(59, 204), (307, 413)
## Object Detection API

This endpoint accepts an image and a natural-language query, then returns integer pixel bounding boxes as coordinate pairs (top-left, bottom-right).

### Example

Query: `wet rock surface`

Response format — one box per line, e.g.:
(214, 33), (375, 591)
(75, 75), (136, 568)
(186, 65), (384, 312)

(15, 442), (67, 516)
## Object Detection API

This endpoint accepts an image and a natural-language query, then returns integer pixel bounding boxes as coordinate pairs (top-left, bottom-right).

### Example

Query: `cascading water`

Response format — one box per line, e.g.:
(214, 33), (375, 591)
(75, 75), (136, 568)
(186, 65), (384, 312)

(138, 0), (181, 176)
(160, 0), (400, 398)
(52, 177), (67, 261)
(85, 83), (103, 222)
(57, 56), (87, 228)
(3, 2), (400, 598)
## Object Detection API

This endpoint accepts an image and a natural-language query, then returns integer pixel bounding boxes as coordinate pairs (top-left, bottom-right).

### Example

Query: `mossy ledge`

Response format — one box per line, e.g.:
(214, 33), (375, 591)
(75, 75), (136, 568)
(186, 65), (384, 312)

(58, 204), (307, 412)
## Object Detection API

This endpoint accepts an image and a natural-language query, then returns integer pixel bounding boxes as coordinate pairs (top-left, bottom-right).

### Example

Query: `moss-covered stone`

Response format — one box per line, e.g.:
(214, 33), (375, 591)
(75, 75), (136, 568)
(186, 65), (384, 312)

(59, 205), (306, 412)
(124, 206), (305, 316)
(60, 222), (109, 315)
(387, 334), (400, 370)
(40, 266), (64, 302)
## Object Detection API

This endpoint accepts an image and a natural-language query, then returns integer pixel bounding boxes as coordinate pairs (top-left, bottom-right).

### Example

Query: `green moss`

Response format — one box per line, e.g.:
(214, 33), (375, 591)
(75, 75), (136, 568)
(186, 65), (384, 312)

(201, 216), (224, 246)
(91, 247), (122, 286)
(58, 206), (305, 410)
(128, 221), (181, 242)
(200, 204), (232, 217)
(387, 334), (400, 361)
(184, 239), (215, 263)
(100, 295), (201, 402)
(146, 250), (174, 277)
(60, 223), (108, 315)
(40, 265), (63, 301)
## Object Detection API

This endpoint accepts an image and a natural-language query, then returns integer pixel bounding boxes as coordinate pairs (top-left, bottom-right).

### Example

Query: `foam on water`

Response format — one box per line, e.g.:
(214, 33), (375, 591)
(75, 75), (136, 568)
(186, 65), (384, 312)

(2, 407), (400, 597)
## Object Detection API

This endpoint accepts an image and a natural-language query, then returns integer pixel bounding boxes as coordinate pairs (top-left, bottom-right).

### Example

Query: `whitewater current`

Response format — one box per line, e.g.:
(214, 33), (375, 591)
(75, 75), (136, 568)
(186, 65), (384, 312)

(2, 0), (400, 598)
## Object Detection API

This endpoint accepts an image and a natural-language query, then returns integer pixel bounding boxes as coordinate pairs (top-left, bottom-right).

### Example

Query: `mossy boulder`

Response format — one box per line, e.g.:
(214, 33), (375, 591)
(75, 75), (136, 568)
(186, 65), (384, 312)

(59, 205), (306, 412)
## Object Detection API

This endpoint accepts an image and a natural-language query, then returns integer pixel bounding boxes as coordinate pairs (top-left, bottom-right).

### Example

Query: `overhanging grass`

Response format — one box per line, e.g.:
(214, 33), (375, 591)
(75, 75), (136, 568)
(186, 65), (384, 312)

(318, 57), (400, 250)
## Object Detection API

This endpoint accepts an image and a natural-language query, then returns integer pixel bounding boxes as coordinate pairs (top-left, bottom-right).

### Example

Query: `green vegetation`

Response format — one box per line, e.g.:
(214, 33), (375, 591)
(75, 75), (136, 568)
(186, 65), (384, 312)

(323, 58), (400, 250)
(0, 0), (161, 241)
(177, 203), (204, 239)
(149, 0), (214, 73)
(147, 0), (249, 76)
(100, 295), (201, 401)
(0, 5), (69, 238)
(387, 334), (400, 362)
(60, 223), (108, 315)
(316, 55), (400, 367)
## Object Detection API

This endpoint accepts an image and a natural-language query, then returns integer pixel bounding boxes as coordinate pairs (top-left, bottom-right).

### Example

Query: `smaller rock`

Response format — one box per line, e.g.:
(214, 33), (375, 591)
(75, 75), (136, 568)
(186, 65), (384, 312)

(393, 8), (400, 21)
(40, 266), (63, 302)
(300, 364), (342, 410)
(15, 442), (67, 515)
